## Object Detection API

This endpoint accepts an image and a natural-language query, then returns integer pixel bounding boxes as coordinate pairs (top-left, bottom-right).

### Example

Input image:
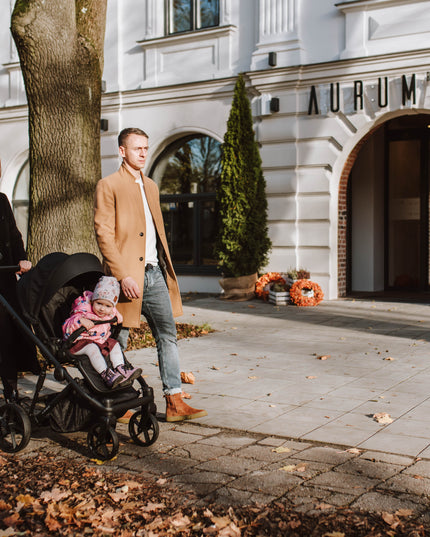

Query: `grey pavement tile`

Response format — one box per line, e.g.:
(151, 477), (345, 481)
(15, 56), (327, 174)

(171, 469), (235, 487)
(249, 412), (337, 438)
(196, 432), (257, 449)
(202, 486), (276, 506)
(288, 485), (332, 505)
(301, 396), (363, 412)
(382, 417), (430, 440)
(238, 399), (298, 418)
(265, 459), (332, 480)
(403, 460), (430, 478)
(172, 422), (222, 437)
(334, 458), (402, 480)
(326, 385), (383, 400)
(305, 470), (380, 493)
(153, 428), (205, 446)
(301, 424), (376, 446)
(350, 491), (424, 512)
(351, 398), (420, 417)
(416, 444), (430, 459)
(378, 474), (430, 496)
(290, 446), (357, 465)
(170, 443), (231, 461)
(230, 443), (296, 463)
(195, 455), (265, 476)
(358, 432), (430, 457)
(230, 468), (302, 495)
(359, 451), (415, 466)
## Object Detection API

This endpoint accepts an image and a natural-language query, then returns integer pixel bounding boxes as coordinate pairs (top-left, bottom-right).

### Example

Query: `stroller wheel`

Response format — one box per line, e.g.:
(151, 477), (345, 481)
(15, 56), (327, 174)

(129, 411), (159, 447)
(87, 423), (119, 460)
(0, 403), (32, 453)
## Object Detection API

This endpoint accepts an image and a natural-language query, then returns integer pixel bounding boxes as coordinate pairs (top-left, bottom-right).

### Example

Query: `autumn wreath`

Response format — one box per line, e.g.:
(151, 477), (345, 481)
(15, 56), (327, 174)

(255, 272), (286, 300)
(289, 279), (324, 307)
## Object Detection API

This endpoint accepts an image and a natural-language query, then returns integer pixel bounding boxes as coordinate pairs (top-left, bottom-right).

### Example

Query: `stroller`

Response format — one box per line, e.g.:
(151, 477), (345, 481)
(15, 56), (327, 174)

(0, 252), (159, 460)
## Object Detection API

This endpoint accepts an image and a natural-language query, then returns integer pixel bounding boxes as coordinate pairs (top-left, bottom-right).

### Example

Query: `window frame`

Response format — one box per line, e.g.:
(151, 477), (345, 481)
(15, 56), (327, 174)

(166, 0), (220, 35)
(151, 133), (222, 275)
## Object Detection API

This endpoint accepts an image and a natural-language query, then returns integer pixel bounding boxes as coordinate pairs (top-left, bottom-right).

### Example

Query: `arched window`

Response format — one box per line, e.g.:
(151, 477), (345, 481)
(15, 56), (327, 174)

(151, 134), (221, 274)
(12, 160), (30, 246)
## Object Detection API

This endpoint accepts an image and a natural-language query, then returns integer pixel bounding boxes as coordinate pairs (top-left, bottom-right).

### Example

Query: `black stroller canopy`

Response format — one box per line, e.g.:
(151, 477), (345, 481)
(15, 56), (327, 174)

(17, 252), (104, 324)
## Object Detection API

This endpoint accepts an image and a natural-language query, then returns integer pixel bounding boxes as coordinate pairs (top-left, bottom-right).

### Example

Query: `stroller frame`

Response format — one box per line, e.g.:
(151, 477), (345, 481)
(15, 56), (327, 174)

(0, 253), (159, 460)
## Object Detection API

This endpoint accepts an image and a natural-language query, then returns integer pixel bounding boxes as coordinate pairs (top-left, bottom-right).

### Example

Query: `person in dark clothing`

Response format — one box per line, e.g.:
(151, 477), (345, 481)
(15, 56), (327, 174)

(0, 191), (39, 402)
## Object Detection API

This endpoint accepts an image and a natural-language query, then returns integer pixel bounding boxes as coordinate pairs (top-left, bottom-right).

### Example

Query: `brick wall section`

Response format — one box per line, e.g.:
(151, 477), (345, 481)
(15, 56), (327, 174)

(337, 126), (382, 296)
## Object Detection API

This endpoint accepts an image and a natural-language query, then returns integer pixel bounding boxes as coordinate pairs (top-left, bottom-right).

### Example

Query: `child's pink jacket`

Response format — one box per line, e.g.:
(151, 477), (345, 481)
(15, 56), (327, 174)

(62, 290), (123, 344)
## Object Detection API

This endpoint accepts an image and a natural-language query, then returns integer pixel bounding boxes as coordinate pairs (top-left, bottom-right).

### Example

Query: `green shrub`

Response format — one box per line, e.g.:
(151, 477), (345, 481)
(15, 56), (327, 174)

(214, 75), (272, 277)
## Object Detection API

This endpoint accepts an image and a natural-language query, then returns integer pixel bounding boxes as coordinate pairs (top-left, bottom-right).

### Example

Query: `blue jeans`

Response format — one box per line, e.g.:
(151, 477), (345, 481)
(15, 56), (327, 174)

(118, 266), (182, 396)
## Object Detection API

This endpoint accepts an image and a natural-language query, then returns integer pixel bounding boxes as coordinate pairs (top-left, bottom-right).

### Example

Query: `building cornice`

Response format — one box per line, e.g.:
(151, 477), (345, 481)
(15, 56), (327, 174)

(336, 0), (429, 11)
(246, 48), (430, 89)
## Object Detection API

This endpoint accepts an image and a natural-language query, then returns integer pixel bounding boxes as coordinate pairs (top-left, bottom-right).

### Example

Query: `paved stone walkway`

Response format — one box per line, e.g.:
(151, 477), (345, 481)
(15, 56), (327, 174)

(11, 296), (430, 518)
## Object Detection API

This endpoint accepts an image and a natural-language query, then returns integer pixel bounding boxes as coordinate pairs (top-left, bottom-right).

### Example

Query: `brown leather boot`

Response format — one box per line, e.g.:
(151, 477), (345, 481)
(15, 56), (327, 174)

(165, 393), (207, 422)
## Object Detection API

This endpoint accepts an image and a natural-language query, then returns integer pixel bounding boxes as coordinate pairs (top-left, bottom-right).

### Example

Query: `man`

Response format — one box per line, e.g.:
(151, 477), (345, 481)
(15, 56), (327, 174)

(94, 128), (207, 422)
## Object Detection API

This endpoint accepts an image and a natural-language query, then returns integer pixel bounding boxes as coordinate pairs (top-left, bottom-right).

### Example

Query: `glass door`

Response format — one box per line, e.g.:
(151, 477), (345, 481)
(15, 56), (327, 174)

(387, 139), (422, 289)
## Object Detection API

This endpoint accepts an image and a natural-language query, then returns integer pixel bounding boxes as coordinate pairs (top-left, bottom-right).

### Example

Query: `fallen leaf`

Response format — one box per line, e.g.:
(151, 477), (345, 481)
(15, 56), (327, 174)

(181, 390), (191, 399)
(323, 532), (345, 537)
(384, 357), (394, 361)
(272, 446), (291, 453)
(280, 465), (297, 472)
(373, 412), (393, 425)
(315, 503), (333, 510)
(0, 528), (16, 536)
(0, 500), (12, 511)
(40, 488), (71, 502)
(170, 513), (191, 530)
(3, 513), (21, 527)
(248, 375), (258, 380)
(211, 366), (220, 370)
(108, 491), (128, 502)
(395, 508), (413, 517)
(345, 448), (361, 455)
(382, 511), (400, 528)
(317, 355), (330, 360)
(181, 371), (195, 384)
(306, 376), (317, 379)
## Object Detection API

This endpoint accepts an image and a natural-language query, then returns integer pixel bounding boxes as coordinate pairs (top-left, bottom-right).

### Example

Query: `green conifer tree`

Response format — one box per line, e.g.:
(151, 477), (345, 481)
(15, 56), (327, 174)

(214, 75), (271, 277)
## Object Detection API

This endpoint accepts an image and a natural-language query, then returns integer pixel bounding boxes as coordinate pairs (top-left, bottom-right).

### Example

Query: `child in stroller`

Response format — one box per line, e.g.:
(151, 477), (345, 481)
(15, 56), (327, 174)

(63, 275), (141, 389)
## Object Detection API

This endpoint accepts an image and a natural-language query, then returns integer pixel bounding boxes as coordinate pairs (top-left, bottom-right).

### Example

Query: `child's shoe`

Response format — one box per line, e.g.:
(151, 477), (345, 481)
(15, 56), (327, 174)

(116, 364), (142, 384)
(100, 367), (124, 389)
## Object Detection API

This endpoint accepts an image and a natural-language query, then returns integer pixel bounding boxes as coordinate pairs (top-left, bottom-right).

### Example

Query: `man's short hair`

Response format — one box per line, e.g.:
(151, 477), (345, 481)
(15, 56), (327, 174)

(118, 128), (149, 147)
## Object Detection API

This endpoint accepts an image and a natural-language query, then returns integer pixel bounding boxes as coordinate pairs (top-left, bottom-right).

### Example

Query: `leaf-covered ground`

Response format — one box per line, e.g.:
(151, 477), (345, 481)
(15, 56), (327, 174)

(0, 452), (427, 536)
(126, 322), (213, 351)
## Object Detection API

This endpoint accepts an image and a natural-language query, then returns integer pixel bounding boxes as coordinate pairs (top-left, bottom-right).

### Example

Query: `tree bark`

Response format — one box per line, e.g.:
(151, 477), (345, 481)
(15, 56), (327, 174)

(11, 0), (107, 261)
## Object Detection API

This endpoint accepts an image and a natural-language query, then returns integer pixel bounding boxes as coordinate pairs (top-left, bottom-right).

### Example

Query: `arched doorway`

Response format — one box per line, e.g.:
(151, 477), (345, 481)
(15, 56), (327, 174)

(150, 134), (222, 274)
(342, 114), (430, 296)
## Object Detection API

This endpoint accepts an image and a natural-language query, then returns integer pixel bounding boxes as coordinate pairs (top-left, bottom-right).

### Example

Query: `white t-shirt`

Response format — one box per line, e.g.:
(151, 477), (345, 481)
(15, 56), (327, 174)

(135, 177), (158, 266)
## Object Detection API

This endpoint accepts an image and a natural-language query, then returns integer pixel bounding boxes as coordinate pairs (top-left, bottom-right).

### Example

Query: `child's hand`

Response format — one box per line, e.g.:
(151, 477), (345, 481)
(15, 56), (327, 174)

(80, 318), (95, 330)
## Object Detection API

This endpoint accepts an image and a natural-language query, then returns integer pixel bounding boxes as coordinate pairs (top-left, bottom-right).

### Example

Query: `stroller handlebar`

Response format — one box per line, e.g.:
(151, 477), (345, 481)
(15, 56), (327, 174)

(0, 265), (20, 273)
(65, 316), (119, 346)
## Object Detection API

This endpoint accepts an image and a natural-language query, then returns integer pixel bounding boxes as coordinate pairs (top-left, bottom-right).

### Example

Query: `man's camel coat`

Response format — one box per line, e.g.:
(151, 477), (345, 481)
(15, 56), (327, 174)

(94, 165), (183, 328)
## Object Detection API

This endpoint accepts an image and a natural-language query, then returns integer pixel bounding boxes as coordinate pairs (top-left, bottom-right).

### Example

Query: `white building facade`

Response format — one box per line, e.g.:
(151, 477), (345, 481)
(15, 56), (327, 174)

(1, 0), (430, 298)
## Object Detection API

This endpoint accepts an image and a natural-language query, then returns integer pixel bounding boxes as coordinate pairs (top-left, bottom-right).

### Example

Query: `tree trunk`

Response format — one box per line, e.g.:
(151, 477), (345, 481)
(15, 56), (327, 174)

(11, 0), (107, 262)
